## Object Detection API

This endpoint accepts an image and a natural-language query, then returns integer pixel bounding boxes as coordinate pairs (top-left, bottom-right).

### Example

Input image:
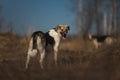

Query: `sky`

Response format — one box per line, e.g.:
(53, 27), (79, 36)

(0, 0), (77, 35)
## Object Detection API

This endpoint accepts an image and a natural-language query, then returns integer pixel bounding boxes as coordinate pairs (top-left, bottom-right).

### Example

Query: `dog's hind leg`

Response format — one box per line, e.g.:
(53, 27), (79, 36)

(25, 38), (33, 69)
(36, 36), (45, 69)
(25, 49), (37, 69)
(39, 49), (45, 69)
(25, 54), (31, 69)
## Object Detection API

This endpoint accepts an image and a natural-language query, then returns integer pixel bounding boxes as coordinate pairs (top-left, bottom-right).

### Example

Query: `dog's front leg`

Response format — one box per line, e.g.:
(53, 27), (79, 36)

(53, 44), (59, 65)
(54, 50), (58, 65)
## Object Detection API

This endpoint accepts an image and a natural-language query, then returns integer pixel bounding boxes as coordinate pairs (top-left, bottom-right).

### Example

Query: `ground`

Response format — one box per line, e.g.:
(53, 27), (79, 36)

(0, 32), (120, 80)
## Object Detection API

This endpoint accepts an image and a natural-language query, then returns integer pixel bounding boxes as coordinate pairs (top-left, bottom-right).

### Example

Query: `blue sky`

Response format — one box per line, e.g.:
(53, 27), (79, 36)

(0, 0), (77, 35)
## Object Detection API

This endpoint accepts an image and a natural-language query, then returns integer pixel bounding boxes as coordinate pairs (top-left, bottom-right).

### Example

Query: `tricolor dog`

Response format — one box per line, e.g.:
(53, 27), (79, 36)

(25, 24), (70, 69)
(88, 33), (113, 49)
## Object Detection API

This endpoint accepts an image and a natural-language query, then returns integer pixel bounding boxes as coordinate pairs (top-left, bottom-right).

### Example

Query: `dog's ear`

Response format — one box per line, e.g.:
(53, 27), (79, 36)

(67, 26), (70, 30)
(56, 25), (61, 30)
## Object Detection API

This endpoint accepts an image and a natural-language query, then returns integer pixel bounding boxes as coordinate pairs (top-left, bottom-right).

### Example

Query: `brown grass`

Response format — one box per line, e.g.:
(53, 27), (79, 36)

(0, 32), (120, 80)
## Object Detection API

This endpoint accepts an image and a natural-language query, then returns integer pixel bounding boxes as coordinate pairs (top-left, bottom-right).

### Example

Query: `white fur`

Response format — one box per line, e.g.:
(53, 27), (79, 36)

(25, 29), (62, 69)
(48, 29), (61, 64)
(93, 39), (102, 49)
(25, 36), (45, 69)
(25, 25), (69, 69)
(105, 37), (113, 45)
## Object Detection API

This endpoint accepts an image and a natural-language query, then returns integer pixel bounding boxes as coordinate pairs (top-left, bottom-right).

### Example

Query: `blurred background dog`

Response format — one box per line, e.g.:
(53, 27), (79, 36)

(88, 33), (113, 49)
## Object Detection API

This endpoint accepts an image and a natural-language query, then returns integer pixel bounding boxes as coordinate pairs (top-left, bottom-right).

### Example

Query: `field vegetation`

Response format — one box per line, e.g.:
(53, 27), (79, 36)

(0, 31), (120, 80)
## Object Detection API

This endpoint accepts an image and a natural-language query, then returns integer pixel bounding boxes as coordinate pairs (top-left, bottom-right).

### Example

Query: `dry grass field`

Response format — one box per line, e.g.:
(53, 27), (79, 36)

(0, 32), (120, 80)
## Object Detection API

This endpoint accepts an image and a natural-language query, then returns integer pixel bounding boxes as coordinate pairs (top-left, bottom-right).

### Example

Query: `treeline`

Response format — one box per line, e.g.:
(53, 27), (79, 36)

(70, 0), (120, 35)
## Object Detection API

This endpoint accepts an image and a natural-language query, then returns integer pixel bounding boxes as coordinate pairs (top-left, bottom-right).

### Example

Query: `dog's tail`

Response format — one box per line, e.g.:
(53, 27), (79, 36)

(27, 37), (34, 51)
(31, 31), (46, 49)
(32, 34), (38, 49)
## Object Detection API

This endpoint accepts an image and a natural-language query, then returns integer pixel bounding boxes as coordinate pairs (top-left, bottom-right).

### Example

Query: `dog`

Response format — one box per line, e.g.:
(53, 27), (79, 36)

(25, 24), (70, 69)
(88, 33), (113, 49)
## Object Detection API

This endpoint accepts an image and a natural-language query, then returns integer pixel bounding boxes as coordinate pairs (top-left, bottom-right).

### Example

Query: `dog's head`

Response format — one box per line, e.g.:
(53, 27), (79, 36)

(88, 33), (92, 40)
(55, 24), (70, 39)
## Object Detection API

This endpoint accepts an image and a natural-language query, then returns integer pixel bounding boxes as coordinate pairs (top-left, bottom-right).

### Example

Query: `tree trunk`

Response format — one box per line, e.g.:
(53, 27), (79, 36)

(108, 2), (113, 35)
(84, 1), (93, 35)
(96, 0), (101, 35)
(113, 0), (118, 35)
(103, 0), (107, 35)
(77, 0), (83, 34)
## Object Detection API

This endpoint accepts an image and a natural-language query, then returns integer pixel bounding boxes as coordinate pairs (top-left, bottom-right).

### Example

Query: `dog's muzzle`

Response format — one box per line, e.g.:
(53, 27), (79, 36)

(60, 32), (67, 40)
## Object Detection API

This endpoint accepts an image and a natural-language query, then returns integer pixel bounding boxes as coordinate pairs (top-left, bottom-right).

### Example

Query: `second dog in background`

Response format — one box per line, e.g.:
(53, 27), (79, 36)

(88, 33), (113, 49)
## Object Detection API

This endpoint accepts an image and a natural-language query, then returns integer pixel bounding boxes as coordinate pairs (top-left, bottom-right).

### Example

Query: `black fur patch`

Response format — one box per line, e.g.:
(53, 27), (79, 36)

(45, 31), (55, 47)
(32, 31), (46, 49)
(31, 31), (55, 49)
(92, 35), (110, 42)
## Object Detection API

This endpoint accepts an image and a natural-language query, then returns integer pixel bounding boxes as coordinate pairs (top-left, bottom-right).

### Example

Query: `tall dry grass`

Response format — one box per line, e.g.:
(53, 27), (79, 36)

(0, 31), (120, 80)
(60, 35), (95, 52)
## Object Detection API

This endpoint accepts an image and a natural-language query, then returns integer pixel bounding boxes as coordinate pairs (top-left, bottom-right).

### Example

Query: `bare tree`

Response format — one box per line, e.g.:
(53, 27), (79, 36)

(113, 0), (119, 34)
(103, 0), (107, 35)
(95, 0), (101, 35)
(77, 0), (83, 34)
(70, 0), (84, 34)
(83, 0), (94, 35)
(108, 0), (113, 34)
(70, 0), (120, 35)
